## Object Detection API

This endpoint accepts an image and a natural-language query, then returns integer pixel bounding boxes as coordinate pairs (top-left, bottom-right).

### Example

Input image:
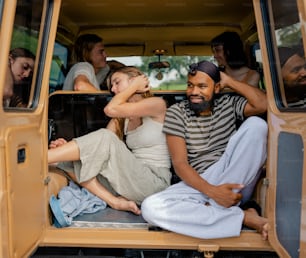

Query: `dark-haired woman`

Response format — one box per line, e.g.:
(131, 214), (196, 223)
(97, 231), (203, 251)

(4, 47), (35, 107)
(211, 31), (260, 88)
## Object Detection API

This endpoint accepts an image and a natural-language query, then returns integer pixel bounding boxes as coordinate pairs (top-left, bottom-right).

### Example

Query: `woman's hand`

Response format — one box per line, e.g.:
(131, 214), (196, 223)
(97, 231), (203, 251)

(130, 75), (150, 93)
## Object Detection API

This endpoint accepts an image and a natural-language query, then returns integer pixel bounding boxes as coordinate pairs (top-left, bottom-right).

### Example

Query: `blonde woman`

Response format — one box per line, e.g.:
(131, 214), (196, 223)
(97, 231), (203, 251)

(48, 66), (171, 215)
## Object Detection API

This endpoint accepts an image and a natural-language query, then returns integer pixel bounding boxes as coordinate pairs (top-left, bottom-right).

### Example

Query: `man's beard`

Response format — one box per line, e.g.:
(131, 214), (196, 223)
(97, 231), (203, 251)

(188, 96), (212, 116)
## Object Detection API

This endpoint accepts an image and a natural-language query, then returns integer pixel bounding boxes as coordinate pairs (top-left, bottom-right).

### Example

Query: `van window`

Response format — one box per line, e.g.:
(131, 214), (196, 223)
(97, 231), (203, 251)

(50, 54), (213, 92)
(109, 55), (213, 90)
(49, 42), (69, 94)
(268, 0), (306, 110)
(0, 0), (3, 23)
(3, 0), (45, 110)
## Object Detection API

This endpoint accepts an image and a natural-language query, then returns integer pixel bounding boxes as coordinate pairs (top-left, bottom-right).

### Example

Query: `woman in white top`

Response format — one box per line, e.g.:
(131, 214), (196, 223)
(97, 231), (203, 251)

(48, 66), (171, 215)
(63, 34), (110, 91)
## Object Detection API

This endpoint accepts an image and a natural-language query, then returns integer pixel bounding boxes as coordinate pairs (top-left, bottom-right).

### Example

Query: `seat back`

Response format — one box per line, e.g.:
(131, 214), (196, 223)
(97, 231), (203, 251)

(48, 92), (112, 141)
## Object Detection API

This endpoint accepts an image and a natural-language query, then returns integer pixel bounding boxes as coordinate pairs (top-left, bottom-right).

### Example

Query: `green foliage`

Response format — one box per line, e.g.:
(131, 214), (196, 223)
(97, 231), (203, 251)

(277, 23), (301, 47)
(139, 56), (212, 79)
(10, 26), (38, 54)
(138, 55), (213, 90)
(152, 83), (187, 91)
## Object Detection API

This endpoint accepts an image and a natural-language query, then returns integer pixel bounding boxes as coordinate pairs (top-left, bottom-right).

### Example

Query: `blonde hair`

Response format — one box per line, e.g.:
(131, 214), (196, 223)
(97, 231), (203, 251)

(108, 66), (153, 140)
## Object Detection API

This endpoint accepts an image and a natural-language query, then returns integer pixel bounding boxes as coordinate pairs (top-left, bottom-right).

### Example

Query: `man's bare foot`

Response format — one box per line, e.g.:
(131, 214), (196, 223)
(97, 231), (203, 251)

(243, 208), (269, 240)
(114, 196), (141, 215)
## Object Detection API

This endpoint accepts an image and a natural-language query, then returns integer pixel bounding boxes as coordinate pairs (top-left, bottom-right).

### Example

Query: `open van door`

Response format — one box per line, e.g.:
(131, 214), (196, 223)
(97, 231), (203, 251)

(254, 0), (306, 257)
(0, 0), (60, 257)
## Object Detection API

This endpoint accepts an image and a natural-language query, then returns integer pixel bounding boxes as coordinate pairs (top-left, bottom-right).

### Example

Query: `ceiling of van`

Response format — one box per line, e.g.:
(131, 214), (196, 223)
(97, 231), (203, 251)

(57, 0), (256, 56)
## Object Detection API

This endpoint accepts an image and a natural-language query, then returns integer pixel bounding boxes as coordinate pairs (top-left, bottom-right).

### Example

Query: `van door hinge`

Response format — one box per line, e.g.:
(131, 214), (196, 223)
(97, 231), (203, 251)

(263, 177), (269, 186)
(44, 176), (51, 185)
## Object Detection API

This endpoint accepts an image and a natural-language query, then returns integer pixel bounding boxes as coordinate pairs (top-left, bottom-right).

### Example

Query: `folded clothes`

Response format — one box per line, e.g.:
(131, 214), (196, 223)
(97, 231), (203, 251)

(49, 180), (107, 227)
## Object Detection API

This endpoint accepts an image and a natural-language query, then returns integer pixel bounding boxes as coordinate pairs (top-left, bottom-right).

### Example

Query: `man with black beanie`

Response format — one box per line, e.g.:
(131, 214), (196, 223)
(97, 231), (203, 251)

(142, 60), (269, 240)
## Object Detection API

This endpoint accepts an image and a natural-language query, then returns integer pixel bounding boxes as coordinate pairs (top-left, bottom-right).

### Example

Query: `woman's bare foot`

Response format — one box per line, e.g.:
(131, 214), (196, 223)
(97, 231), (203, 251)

(113, 196), (141, 215)
(81, 178), (141, 215)
(243, 208), (269, 240)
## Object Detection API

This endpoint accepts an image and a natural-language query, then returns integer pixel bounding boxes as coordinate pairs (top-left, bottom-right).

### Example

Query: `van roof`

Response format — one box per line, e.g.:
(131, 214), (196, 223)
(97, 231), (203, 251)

(57, 0), (256, 56)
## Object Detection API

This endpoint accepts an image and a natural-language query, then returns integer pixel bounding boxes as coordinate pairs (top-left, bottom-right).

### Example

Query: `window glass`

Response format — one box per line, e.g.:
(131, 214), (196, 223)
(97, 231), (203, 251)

(271, 0), (306, 109)
(49, 42), (69, 94)
(0, 0), (3, 22)
(108, 55), (213, 90)
(3, 0), (44, 109)
(49, 54), (213, 92)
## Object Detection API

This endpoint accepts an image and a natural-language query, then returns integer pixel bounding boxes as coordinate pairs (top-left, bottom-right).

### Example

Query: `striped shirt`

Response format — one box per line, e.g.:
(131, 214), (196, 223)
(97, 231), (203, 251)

(287, 96), (306, 108)
(163, 94), (247, 173)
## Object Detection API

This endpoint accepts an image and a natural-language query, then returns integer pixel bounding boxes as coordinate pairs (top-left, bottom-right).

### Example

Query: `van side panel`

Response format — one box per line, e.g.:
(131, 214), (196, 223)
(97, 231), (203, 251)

(276, 132), (303, 258)
(5, 126), (45, 257)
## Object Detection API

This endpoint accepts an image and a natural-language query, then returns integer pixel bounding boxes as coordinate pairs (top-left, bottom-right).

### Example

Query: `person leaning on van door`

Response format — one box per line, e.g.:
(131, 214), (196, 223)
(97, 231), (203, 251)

(278, 46), (306, 108)
(3, 47), (35, 107)
(62, 34), (110, 91)
(141, 60), (269, 240)
(211, 31), (260, 89)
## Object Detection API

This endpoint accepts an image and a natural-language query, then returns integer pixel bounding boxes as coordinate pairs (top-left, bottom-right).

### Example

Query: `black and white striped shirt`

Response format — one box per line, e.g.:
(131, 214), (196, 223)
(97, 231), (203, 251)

(287, 96), (306, 108)
(163, 94), (247, 173)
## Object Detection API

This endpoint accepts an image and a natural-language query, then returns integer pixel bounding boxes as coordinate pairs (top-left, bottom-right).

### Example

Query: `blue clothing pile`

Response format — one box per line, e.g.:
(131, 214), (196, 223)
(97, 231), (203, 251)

(49, 180), (107, 227)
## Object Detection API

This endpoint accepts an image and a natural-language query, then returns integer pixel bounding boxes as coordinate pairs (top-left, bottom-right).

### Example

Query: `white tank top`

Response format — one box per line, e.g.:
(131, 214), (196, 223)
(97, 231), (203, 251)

(124, 117), (170, 168)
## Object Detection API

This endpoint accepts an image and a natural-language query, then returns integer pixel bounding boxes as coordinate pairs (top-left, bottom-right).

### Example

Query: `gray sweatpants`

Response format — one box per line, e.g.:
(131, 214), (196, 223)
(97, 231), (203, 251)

(141, 116), (267, 239)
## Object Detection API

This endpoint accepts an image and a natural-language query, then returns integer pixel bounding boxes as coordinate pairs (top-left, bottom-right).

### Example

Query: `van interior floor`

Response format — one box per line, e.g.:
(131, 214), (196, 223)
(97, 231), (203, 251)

(69, 207), (148, 229)
(30, 207), (279, 258)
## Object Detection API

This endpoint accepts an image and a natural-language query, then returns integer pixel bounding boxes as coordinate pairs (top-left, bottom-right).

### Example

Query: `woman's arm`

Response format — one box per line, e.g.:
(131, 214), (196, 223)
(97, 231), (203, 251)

(104, 75), (167, 120)
(74, 75), (100, 91)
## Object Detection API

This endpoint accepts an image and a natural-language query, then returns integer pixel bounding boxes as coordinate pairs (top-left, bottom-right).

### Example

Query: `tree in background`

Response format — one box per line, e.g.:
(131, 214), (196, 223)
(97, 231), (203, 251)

(139, 56), (213, 89)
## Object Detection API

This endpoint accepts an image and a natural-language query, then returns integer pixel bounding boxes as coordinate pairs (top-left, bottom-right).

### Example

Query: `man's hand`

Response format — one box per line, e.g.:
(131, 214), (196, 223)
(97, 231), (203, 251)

(218, 71), (234, 91)
(209, 183), (244, 207)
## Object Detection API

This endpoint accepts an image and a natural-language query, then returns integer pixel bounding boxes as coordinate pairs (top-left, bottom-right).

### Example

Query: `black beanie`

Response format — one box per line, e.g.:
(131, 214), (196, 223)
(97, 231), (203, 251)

(188, 61), (220, 83)
(278, 47), (298, 67)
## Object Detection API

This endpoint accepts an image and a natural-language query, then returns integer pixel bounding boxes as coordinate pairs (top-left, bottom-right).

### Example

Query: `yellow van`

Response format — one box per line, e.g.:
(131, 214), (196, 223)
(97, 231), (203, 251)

(0, 0), (305, 257)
